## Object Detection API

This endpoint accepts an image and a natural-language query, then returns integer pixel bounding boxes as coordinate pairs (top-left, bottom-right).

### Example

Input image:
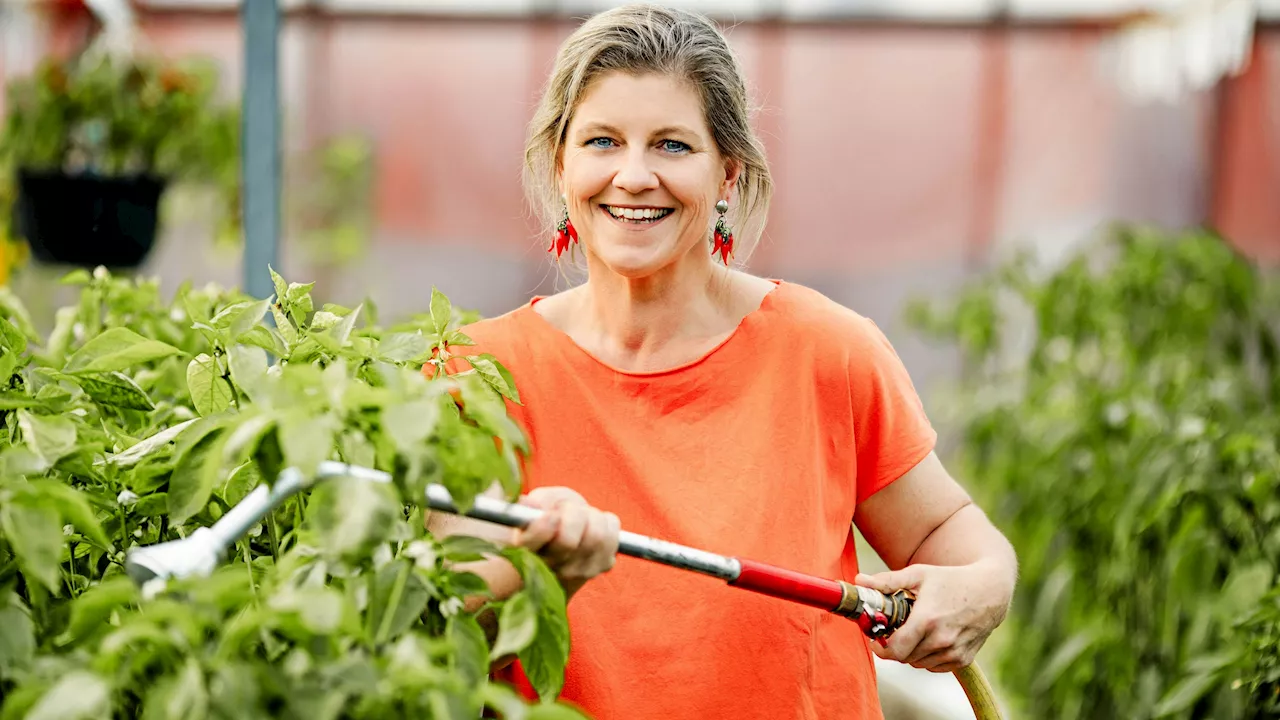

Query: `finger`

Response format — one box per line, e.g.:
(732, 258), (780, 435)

(910, 637), (975, 671)
(855, 566), (923, 594)
(903, 628), (958, 665)
(513, 509), (560, 551)
(591, 512), (621, 571)
(523, 487), (587, 510)
(879, 617), (928, 664)
(545, 505), (589, 565)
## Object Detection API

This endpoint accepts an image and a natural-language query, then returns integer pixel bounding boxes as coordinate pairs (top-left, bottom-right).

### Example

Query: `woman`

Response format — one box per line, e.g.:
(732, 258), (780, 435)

(428, 4), (1017, 718)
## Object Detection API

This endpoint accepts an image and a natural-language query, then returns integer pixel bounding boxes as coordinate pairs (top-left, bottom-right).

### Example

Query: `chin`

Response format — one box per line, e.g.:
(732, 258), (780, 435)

(592, 242), (674, 278)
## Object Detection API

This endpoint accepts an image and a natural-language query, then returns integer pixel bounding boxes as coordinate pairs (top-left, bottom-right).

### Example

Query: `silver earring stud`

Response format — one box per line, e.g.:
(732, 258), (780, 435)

(715, 199), (729, 215)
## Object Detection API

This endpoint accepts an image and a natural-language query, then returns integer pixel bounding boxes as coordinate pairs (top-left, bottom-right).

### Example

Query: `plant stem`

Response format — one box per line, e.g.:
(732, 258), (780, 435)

(266, 510), (281, 561)
(375, 561), (410, 645)
(242, 541), (256, 595)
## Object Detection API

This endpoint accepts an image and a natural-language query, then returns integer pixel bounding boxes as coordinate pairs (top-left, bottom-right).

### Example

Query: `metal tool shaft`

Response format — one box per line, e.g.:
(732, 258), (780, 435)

(423, 485), (741, 581)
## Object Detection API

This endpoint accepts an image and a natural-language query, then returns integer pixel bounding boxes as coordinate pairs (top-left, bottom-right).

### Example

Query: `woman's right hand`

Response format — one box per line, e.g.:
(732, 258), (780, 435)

(511, 486), (621, 598)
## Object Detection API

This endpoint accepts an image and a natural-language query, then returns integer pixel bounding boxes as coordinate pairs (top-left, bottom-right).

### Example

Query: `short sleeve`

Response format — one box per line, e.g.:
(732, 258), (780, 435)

(848, 316), (937, 504)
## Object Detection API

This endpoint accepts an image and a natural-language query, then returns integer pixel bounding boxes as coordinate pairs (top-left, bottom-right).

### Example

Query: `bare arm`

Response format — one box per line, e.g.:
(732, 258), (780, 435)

(425, 486), (525, 648)
(855, 451), (1016, 579)
(425, 484), (620, 667)
(853, 451), (1017, 671)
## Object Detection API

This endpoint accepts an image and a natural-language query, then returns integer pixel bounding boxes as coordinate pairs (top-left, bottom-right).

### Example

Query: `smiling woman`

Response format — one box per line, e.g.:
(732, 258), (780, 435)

(425, 4), (1018, 720)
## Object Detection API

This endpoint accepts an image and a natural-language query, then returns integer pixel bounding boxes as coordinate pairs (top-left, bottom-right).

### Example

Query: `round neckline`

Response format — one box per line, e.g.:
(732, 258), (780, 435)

(520, 279), (785, 378)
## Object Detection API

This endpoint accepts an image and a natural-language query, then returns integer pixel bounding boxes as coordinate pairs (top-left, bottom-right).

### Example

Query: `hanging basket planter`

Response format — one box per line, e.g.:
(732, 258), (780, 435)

(14, 169), (167, 269)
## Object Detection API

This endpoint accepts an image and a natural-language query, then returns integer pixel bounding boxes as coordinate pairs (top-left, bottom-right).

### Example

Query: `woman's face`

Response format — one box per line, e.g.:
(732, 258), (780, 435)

(559, 71), (739, 279)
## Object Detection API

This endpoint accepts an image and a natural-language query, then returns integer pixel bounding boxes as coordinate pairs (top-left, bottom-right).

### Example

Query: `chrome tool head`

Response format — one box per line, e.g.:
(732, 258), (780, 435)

(123, 527), (224, 585)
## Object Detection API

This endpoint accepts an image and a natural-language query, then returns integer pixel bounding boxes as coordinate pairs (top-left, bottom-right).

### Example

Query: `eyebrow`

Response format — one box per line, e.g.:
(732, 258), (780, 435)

(574, 122), (700, 138)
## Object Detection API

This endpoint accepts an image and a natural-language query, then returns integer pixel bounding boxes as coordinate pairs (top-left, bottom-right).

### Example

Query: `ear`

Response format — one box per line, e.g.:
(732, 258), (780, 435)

(721, 157), (743, 201)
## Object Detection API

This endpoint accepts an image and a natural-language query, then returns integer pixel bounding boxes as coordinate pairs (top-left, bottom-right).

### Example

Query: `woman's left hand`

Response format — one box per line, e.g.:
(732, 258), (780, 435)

(854, 561), (1012, 673)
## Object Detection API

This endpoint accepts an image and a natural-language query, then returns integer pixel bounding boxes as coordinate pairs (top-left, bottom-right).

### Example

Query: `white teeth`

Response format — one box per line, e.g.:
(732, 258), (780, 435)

(606, 206), (670, 221)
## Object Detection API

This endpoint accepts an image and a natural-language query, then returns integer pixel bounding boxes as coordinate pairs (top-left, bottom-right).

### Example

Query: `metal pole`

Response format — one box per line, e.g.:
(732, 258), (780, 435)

(241, 0), (281, 300)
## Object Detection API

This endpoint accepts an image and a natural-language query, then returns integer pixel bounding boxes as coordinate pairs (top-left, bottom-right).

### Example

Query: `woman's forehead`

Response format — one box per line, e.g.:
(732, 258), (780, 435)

(570, 72), (708, 134)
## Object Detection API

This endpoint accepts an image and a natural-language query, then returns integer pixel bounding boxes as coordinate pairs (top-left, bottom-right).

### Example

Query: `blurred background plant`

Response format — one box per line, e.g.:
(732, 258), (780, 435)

(0, 48), (374, 286)
(908, 224), (1280, 719)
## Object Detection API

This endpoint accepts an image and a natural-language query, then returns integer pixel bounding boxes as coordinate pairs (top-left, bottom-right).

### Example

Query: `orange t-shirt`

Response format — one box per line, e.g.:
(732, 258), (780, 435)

(444, 280), (936, 720)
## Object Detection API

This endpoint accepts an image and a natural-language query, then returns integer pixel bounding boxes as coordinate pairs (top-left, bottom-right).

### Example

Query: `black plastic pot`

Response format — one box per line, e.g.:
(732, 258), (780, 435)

(14, 169), (167, 269)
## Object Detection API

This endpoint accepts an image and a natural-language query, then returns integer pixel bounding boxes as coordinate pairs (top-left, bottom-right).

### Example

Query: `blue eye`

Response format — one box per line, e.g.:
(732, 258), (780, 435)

(586, 137), (616, 148)
(660, 140), (691, 154)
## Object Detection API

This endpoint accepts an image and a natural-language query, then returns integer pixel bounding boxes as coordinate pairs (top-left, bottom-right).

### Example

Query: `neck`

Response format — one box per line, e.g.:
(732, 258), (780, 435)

(577, 256), (732, 361)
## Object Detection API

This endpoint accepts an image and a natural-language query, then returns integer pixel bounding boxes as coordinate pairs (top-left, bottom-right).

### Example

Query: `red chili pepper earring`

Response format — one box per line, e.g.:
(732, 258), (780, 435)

(711, 199), (734, 265)
(549, 202), (578, 260)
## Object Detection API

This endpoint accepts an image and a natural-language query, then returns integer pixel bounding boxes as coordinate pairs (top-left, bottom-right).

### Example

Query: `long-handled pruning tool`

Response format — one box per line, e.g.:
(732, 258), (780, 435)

(125, 462), (1003, 720)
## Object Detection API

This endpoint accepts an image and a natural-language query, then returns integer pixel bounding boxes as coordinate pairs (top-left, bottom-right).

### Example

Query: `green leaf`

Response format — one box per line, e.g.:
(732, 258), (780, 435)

(331, 303), (362, 347)
(1154, 670), (1223, 717)
(1221, 561), (1274, 619)
(64, 575), (138, 641)
(226, 345), (268, 400)
(378, 332), (430, 364)
(382, 398), (441, 455)
(439, 534), (500, 562)
(491, 591), (538, 661)
(63, 327), (182, 374)
(0, 286), (39, 342)
(219, 462), (262, 506)
(109, 419), (198, 467)
(0, 392), (40, 410)
(369, 561), (432, 642)
(467, 353), (520, 403)
(187, 353), (234, 417)
(272, 304), (298, 348)
(448, 613), (490, 688)
(309, 311), (343, 331)
(0, 497), (63, 592)
(269, 586), (347, 636)
(229, 297), (273, 340)
(270, 266), (288, 301)
(280, 413), (336, 478)
(308, 475), (400, 563)
(237, 325), (288, 358)
(430, 287), (452, 337)
(169, 427), (231, 525)
(527, 704), (591, 720)
(286, 281), (316, 306)
(76, 371), (155, 411)
(142, 657), (209, 720)
(26, 670), (111, 720)
(37, 481), (111, 548)
(502, 547), (571, 700)
(17, 410), (77, 467)
(43, 307), (78, 365)
(0, 315), (26, 355)
(0, 595), (34, 672)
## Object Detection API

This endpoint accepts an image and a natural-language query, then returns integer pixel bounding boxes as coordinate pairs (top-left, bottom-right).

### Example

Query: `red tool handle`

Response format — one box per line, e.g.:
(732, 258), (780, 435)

(728, 558), (915, 645)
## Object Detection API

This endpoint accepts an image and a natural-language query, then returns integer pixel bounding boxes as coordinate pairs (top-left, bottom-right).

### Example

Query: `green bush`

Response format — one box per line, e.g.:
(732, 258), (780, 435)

(910, 225), (1280, 719)
(0, 267), (581, 719)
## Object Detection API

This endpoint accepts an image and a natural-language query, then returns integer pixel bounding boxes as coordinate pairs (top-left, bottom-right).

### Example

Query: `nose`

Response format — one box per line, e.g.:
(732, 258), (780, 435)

(612, 146), (660, 194)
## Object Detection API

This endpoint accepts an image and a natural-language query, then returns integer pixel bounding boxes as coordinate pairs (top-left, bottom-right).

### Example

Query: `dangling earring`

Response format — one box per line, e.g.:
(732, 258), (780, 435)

(711, 199), (734, 265)
(550, 201), (578, 260)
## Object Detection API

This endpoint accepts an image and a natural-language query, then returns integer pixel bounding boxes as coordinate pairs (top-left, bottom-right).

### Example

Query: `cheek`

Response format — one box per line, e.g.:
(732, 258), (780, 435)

(562, 154), (612, 196)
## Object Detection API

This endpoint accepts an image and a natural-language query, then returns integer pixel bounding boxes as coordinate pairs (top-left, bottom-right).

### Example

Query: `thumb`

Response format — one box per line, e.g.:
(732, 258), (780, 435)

(855, 566), (923, 594)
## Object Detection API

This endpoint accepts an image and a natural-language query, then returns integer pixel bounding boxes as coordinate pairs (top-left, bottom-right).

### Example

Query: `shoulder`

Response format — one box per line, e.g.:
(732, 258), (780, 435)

(767, 281), (899, 361)
(437, 303), (542, 376)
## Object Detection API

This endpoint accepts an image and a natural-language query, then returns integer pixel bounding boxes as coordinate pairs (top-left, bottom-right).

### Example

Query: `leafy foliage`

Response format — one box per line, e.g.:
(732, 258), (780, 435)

(909, 225), (1280, 719)
(0, 267), (580, 718)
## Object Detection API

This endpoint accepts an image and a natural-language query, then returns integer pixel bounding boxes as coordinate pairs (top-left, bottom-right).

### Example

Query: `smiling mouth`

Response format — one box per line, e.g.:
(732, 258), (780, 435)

(601, 204), (674, 224)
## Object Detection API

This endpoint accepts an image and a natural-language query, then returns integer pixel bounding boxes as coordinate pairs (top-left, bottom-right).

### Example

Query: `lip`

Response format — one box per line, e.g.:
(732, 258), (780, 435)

(600, 203), (673, 210)
(598, 204), (673, 229)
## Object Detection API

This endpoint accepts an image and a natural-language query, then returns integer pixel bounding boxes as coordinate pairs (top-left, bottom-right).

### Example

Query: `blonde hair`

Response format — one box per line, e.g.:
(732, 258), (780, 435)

(523, 3), (773, 265)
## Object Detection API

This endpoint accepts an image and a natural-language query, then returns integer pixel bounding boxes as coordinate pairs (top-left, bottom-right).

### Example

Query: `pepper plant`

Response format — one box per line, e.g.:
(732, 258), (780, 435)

(909, 225), (1280, 719)
(0, 267), (582, 719)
